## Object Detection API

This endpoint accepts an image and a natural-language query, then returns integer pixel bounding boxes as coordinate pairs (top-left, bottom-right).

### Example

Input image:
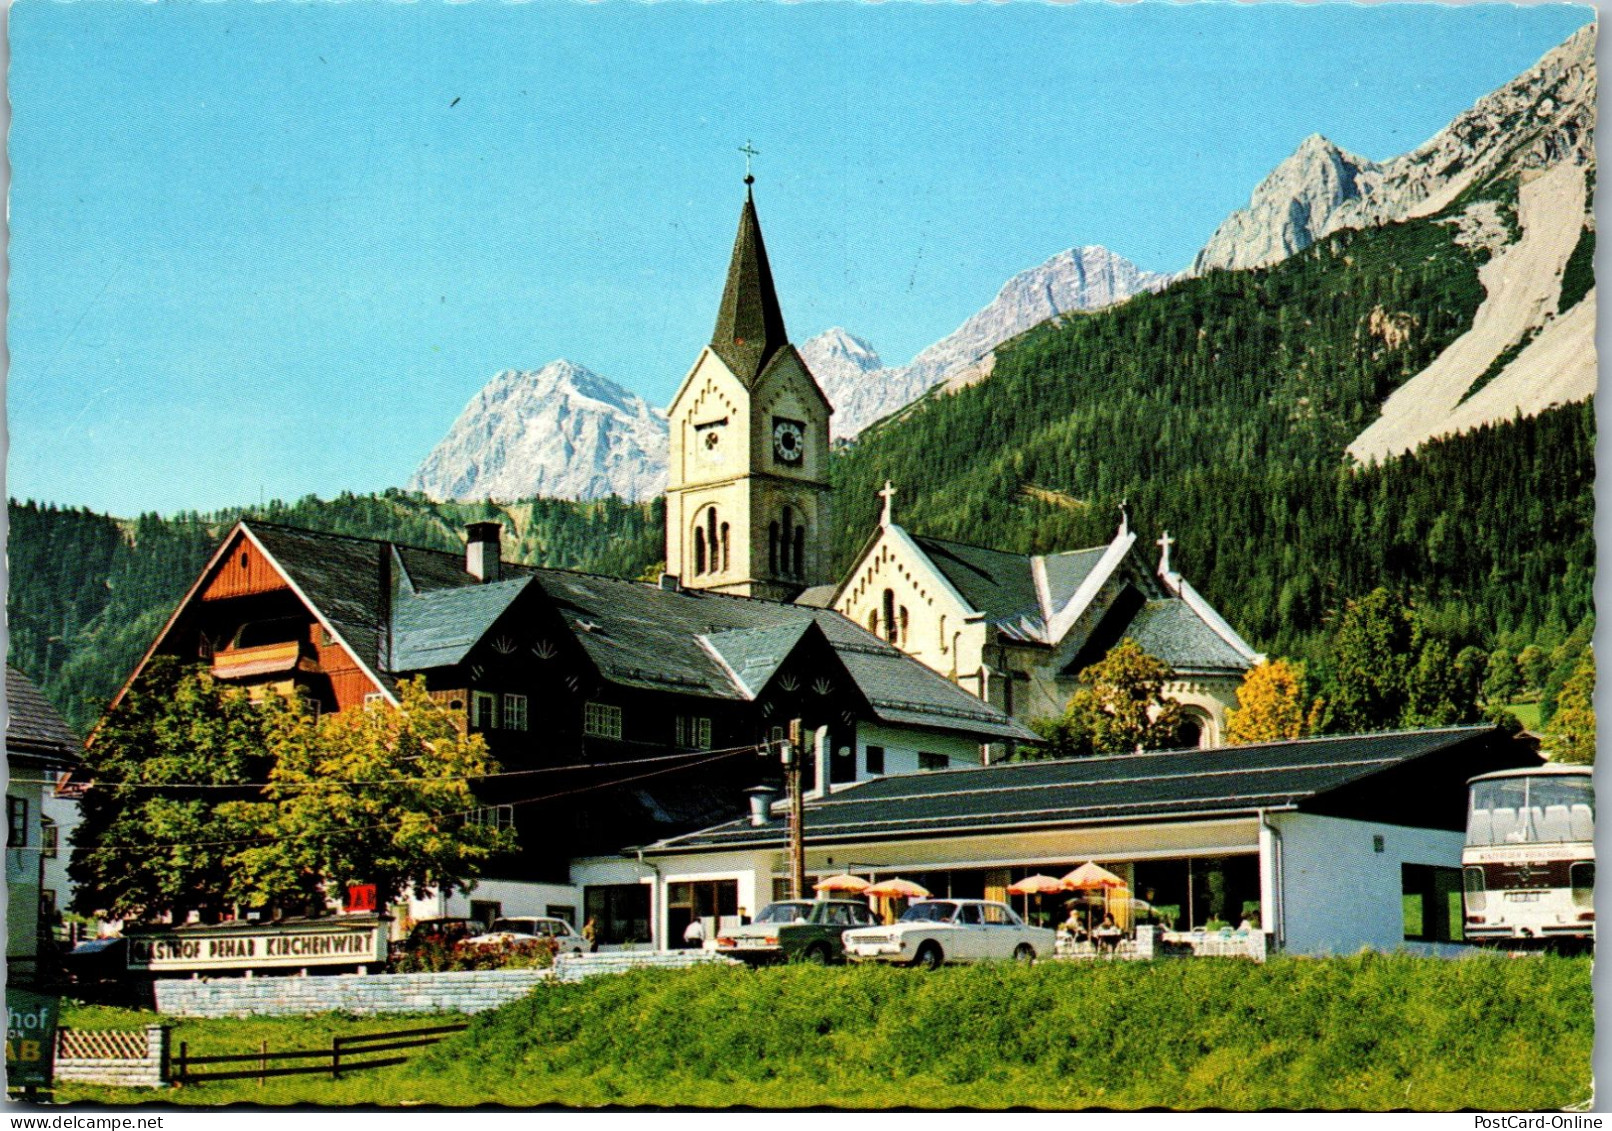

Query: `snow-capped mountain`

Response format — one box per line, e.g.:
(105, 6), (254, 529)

(408, 361), (669, 503)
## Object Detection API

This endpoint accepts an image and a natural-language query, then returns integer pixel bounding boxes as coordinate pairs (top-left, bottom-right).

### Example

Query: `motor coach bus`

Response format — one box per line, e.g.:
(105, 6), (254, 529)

(1463, 764), (1594, 951)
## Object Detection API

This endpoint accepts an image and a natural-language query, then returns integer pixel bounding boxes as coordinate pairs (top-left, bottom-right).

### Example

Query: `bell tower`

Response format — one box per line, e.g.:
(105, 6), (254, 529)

(665, 170), (833, 602)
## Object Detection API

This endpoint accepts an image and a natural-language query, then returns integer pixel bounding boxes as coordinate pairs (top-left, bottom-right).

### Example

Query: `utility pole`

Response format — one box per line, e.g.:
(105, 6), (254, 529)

(786, 718), (805, 899)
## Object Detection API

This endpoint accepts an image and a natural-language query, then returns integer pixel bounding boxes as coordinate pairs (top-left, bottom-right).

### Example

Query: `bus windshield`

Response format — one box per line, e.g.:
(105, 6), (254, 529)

(1468, 774), (1594, 846)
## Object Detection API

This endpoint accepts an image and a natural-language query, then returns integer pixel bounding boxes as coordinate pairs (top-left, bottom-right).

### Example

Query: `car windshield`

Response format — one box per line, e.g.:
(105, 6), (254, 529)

(899, 901), (958, 923)
(488, 919), (536, 934)
(754, 902), (814, 924)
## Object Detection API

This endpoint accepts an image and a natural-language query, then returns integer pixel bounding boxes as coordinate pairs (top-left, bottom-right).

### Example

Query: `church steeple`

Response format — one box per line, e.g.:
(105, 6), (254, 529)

(710, 185), (790, 384)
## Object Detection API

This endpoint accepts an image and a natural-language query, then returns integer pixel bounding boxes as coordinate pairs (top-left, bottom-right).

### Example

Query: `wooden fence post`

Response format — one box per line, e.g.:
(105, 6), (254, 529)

(177, 1041), (188, 1086)
(331, 1035), (342, 1080)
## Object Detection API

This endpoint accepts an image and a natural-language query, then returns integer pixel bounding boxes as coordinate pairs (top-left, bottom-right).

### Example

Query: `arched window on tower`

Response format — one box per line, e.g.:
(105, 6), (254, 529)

(882, 589), (896, 644)
(899, 606), (910, 646)
(719, 522), (730, 573)
(792, 524), (806, 580)
(694, 526), (707, 575)
(769, 522), (780, 574)
(707, 509), (720, 573)
(780, 507), (795, 576)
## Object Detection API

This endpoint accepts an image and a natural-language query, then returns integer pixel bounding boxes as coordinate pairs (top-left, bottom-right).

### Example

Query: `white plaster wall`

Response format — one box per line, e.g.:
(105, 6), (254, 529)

(1273, 811), (1471, 957)
(418, 878), (584, 925)
(836, 531), (979, 678)
(854, 722), (981, 781)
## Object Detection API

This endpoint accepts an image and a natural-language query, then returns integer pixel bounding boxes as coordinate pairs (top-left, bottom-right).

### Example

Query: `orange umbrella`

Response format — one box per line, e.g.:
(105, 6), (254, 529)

(813, 873), (871, 894)
(1007, 874), (1067, 895)
(1062, 861), (1126, 890)
(865, 877), (931, 899)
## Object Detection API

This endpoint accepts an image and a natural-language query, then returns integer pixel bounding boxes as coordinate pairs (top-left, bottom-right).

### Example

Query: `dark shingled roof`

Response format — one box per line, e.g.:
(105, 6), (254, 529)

(1127, 599), (1253, 675)
(909, 536), (1041, 625)
(239, 522), (1033, 743)
(6, 666), (80, 766)
(645, 726), (1525, 853)
(710, 189), (789, 384)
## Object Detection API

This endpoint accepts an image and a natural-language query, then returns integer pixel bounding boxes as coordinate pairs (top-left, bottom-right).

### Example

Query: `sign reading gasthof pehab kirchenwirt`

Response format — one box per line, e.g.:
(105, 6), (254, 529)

(125, 915), (388, 975)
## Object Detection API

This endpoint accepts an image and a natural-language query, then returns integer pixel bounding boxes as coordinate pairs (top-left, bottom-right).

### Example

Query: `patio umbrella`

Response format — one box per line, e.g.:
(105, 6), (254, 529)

(1061, 861), (1126, 890)
(864, 877), (930, 899)
(1007, 874), (1066, 926)
(812, 873), (870, 894)
(1007, 874), (1066, 895)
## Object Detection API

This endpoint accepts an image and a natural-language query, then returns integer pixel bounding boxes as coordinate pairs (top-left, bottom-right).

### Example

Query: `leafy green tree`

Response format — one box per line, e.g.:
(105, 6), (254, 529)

(69, 658), (272, 922)
(1224, 659), (1318, 745)
(1517, 645), (1551, 696)
(1541, 618), (1595, 727)
(1030, 639), (1184, 758)
(72, 664), (515, 922)
(224, 679), (516, 909)
(1542, 650), (1595, 765)
(1482, 647), (1520, 705)
(1324, 589), (1416, 733)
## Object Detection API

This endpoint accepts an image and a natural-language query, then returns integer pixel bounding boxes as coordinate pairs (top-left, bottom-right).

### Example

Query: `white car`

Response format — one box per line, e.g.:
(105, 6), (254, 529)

(843, 899), (1056, 969)
(465, 916), (587, 955)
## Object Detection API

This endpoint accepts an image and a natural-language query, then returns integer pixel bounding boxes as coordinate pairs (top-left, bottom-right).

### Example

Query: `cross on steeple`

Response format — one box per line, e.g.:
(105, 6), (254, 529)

(1157, 530), (1175, 577)
(879, 480), (897, 528)
(739, 141), (761, 185)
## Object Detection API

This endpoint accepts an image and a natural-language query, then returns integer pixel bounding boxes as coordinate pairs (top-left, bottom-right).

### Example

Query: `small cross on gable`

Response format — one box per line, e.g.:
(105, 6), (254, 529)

(1157, 530), (1175, 577)
(878, 480), (897, 528)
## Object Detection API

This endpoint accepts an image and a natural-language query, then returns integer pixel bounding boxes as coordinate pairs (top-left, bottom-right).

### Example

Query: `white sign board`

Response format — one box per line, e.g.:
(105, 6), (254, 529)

(127, 920), (387, 973)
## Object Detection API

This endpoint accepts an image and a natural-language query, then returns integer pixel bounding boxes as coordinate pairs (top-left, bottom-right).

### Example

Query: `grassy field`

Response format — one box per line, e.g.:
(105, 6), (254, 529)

(1503, 701), (1543, 732)
(52, 954), (1592, 1110)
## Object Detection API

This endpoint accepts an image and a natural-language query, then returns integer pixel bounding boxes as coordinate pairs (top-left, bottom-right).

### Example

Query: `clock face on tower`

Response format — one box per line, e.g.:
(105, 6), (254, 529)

(772, 417), (805, 465)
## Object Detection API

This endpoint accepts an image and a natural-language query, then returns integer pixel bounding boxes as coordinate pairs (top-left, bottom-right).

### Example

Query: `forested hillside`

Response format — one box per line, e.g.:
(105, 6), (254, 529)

(7, 492), (661, 732)
(831, 215), (1593, 675)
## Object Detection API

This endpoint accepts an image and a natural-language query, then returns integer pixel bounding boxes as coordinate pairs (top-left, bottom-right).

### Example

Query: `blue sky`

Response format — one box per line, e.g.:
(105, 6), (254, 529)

(7, 1), (1593, 516)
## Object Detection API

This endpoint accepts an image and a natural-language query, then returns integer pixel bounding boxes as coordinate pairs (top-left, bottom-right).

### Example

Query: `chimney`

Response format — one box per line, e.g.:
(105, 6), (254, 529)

(465, 522), (503, 583)
(659, 573), (681, 592)
(745, 785), (779, 827)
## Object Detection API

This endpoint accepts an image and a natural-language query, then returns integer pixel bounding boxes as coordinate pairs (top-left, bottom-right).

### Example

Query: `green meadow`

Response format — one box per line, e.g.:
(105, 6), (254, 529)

(51, 953), (1591, 1110)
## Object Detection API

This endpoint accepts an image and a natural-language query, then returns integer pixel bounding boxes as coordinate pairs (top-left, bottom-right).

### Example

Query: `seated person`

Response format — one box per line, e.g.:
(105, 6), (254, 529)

(1093, 914), (1122, 951)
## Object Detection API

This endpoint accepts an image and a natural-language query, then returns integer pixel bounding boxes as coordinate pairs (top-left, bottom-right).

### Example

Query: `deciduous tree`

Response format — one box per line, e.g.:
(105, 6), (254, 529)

(1224, 659), (1317, 746)
(1542, 650), (1595, 765)
(1030, 639), (1184, 758)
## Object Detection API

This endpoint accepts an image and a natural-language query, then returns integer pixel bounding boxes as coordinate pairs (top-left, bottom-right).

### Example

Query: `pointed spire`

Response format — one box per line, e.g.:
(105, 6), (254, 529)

(711, 185), (790, 384)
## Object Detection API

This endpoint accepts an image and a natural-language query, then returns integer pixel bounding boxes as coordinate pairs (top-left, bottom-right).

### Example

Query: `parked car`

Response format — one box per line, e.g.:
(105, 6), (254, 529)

(715, 899), (879, 965)
(63, 936), (128, 986)
(466, 916), (587, 954)
(843, 899), (1056, 968)
(390, 917), (480, 961)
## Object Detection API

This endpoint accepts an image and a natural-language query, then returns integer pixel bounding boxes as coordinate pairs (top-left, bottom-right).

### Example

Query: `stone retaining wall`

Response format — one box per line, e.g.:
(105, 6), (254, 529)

(154, 951), (738, 1018)
(154, 969), (554, 1018)
(53, 1025), (169, 1088)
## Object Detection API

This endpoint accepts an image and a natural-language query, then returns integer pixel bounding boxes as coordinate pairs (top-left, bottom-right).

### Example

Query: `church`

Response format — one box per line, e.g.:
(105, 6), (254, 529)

(665, 177), (1259, 747)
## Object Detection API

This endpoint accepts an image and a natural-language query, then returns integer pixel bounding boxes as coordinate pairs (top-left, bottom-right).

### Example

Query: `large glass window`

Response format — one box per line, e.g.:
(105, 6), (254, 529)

(584, 884), (651, 945)
(7, 796), (27, 849)
(1468, 774), (1594, 846)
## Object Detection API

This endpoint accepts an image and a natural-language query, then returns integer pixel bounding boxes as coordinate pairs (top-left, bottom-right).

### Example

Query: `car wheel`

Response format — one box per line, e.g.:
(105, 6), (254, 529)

(1013, 944), (1036, 965)
(802, 943), (831, 965)
(914, 942), (943, 971)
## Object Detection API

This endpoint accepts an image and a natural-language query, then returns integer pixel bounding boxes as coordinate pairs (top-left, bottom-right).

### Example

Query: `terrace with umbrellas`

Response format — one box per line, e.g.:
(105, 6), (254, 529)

(808, 861), (1264, 961)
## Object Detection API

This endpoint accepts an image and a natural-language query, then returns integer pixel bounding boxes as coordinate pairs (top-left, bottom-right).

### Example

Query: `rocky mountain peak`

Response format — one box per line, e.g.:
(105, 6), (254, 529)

(1194, 26), (1595, 274)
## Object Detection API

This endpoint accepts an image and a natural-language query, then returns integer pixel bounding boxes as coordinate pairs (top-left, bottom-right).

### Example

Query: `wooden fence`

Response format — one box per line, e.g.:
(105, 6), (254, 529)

(173, 1022), (468, 1085)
